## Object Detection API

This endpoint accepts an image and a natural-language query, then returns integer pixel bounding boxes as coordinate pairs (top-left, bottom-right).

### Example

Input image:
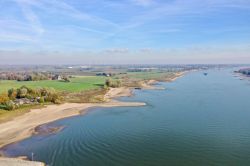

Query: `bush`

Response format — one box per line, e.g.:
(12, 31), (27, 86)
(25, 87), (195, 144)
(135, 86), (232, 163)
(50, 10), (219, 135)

(62, 77), (70, 82)
(54, 99), (62, 104)
(3, 86), (63, 110)
(105, 79), (111, 87)
(103, 84), (108, 89)
(0, 93), (9, 104)
(4, 101), (16, 110)
(105, 79), (121, 88)
(50, 93), (62, 104)
(26, 94), (33, 99)
(8, 88), (17, 99)
(41, 88), (62, 104)
(39, 97), (45, 103)
(0, 104), (7, 110)
(17, 87), (28, 98)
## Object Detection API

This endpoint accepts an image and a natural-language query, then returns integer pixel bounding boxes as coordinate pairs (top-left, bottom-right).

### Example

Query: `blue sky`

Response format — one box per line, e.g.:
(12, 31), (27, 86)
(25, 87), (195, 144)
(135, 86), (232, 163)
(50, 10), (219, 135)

(0, 0), (250, 64)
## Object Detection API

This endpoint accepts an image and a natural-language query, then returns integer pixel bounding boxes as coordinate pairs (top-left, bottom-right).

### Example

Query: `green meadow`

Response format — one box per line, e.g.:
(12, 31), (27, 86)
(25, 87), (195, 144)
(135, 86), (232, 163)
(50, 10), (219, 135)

(116, 71), (176, 80)
(0, 76), (106, 94)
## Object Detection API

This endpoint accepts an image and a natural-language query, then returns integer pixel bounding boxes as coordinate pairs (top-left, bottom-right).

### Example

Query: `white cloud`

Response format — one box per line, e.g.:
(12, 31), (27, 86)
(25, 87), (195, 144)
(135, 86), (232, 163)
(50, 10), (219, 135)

(16, 0), (44, 35)
(1, 45), (250, 64)
(22, 0), (119, 28)
(0, 0), (249, 64)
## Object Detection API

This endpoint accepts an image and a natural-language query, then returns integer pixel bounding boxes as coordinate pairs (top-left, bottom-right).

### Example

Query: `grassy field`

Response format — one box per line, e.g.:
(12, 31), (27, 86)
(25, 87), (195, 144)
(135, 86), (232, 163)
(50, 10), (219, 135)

(0, 76), (106, 120)
(116, 71), (177, 80)
(0, 76), (106, 94)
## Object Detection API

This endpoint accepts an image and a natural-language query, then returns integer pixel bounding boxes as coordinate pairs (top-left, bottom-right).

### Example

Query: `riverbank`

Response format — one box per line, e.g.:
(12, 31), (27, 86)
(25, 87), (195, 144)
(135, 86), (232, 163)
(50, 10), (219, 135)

(0, 87), (145, 150)
(140, 71), (186, 90)
(0, 71), (186, 164)
(0, 157), (45, 166)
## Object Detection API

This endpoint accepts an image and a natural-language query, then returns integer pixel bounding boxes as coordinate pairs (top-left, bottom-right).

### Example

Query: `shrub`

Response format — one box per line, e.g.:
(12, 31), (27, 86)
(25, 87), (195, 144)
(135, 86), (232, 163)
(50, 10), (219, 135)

(4, 101), (16, 110)
(39, 97), (45, 103)
(62, 77), (70, 82)
(0, 104), (7, 110)
(103, 84), (108, 89)
(105, 79), (122, 88)
(50, 93), (61, 104)
(105, 79), (111, 87)
(26, 94), (33, 99)
(17, 87), (28, 98)
(8, 88), (17, 99)
(4, 86), (62, 110)
(0, 93), (9, 104)
(54, 99), (61, 104)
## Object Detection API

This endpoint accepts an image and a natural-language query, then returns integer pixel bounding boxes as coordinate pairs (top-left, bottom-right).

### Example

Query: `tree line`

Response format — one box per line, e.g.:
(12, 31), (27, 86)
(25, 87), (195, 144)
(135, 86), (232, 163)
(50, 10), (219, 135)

(0, 72), (71, 82)
(0, 86), (62, 110)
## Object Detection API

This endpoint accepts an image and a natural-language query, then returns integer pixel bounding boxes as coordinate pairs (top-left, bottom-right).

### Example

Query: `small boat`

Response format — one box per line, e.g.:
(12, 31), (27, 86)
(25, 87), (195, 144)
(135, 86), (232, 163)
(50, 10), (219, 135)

(203, 73), (208, 76)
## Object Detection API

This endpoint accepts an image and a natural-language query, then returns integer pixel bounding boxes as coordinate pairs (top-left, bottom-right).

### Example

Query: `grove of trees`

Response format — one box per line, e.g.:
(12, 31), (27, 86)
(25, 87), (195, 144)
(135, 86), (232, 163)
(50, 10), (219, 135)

(0, 86), (62, 110)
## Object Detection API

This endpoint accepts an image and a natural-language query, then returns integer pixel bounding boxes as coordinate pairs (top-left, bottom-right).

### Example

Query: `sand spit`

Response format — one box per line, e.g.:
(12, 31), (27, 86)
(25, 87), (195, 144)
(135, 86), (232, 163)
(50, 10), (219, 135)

(0, 88), (145, 149)
(0, 71), (186, 164)
(140, 71), (186, 90)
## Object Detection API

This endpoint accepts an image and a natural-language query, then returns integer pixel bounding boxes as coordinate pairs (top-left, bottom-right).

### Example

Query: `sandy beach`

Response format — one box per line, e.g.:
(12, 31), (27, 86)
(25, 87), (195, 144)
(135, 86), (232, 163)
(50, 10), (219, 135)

(0, 157), (45, 166)
(140, 72), (185, 90)
(0, 72), (185, 164)
(0, 87), (145, 150)
(166, 71), (186, 82)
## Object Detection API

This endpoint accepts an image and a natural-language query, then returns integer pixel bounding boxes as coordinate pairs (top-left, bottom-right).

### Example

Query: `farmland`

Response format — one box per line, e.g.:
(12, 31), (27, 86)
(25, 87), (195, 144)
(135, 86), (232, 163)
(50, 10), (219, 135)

(124, 71), (177, 80)
(0, 76), (106, 94)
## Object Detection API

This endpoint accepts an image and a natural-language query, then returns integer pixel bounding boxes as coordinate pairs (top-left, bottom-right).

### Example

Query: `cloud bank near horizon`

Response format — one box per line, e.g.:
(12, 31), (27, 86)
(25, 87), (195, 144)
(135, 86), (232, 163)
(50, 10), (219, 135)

(0, 0), (250, 64)
(1, 45), (250, 65)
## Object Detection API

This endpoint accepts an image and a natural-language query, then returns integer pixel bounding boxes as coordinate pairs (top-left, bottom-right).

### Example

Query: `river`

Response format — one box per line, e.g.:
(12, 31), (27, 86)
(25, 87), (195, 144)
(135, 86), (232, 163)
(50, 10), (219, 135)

(4, 68), (250, 166)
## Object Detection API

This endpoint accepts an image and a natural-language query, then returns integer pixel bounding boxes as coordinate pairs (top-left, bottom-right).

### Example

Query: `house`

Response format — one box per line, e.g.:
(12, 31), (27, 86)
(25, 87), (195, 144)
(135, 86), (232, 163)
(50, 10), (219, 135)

(52, 74), (62, 80)
(96, 73), (111, 77)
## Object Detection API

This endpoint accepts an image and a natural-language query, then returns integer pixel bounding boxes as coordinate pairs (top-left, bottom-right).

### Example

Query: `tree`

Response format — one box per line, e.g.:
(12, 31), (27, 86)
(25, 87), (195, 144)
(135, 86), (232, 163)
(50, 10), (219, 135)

(8, 88), (17, 99)
(63, 77), (70, 82)
(16, 87), (28, 98)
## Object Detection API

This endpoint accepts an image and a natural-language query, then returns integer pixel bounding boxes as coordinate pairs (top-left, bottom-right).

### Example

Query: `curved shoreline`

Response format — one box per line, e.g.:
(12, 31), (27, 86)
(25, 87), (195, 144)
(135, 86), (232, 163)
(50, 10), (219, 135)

(0, 87), (145, 151)
(0, 71), (186, 163)
(0, 101), (146, 149)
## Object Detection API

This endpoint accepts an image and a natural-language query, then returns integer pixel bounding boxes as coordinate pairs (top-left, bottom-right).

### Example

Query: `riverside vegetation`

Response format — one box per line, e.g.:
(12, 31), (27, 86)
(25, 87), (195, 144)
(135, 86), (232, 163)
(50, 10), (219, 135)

(0, 64), (198, 121)
(0, 78), (122, 111)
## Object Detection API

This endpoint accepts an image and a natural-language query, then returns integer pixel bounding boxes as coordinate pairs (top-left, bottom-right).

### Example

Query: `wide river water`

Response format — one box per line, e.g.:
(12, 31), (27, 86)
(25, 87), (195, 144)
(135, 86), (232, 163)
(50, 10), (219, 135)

(4, 68), (250, 166)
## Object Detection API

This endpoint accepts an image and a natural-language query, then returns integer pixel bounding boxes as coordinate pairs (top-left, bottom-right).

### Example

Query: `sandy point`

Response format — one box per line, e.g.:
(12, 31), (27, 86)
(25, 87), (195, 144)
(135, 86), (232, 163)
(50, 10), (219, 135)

(0, 87), (145, 150)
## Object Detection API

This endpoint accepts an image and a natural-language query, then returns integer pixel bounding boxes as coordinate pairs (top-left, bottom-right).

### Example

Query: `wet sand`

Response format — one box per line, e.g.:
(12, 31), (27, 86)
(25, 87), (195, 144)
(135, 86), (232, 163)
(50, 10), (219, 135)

(0, 87), (145, 149)
(0, 157), (45, 166)
(0, 72), (185, 164)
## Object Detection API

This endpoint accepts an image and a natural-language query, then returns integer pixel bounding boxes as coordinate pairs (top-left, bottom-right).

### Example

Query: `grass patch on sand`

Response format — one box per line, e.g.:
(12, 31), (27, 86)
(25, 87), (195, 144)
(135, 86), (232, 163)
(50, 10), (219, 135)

(0, 104), (47, 123)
